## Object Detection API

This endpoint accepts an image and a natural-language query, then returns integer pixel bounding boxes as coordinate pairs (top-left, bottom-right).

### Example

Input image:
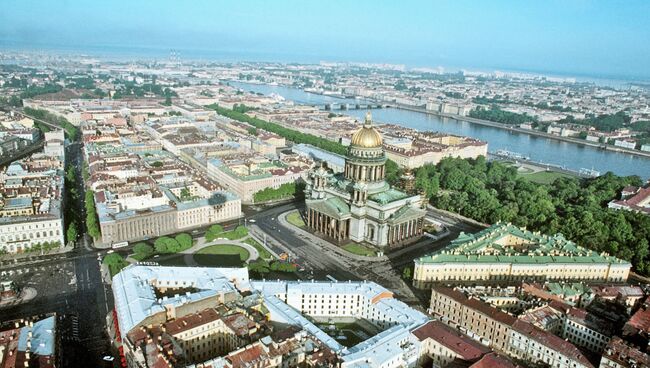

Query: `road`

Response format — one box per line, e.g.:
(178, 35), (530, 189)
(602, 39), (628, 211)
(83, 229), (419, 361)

(1, 140), (114, 367)
(249, 202), (360, 281)
(246, 201), (484, 305)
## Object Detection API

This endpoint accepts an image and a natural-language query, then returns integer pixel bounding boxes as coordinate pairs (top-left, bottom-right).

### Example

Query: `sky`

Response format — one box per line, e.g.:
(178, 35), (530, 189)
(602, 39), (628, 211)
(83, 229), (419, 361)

(1, 0), (649, 80)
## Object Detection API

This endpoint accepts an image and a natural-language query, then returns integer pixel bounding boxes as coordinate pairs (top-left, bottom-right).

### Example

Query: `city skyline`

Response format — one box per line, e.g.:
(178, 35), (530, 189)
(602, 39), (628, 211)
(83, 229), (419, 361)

(2, 3), (650, 367)
(2, 0), (650, 80)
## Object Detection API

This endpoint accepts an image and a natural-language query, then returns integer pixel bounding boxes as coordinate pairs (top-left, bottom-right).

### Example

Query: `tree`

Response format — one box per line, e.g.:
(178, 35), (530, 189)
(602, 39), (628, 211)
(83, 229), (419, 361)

(133, 243), (154, 258)
(103, 253), (129, 277)
(66, 221), (78, 243)
(416, 156), (650, 275)
(180, 187), (191, 200)
(248, 259), (270, 275)
(154, 236), (177, 253)
(206, 224), (224, 241)
(85, 190), (101, 239)
(402, 267), (412, 280)
(175, 233), (193, 250)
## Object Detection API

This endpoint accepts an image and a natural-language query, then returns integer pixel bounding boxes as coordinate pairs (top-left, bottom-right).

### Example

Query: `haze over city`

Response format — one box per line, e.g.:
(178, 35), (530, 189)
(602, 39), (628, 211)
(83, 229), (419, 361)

(2, 0), (650, 80)
(2, 2), (650, 368)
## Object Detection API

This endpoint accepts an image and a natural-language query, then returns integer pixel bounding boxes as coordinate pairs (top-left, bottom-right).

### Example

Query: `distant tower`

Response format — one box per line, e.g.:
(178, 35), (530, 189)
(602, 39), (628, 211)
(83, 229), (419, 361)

(169, 49), (182, 67)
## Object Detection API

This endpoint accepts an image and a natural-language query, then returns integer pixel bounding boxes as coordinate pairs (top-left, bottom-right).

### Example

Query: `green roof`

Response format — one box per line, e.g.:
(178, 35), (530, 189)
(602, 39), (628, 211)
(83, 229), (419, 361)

(547, 282), (591, 297)
(307, 197), (351, 219)
(369, 188), (409, 205)
(417, 222), (630, 266)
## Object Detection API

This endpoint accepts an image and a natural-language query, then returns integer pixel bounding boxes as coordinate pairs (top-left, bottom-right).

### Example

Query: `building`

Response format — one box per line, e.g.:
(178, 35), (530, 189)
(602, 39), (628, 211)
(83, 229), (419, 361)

(292, 143), (346, 173)
(413, 223), (631, 288)
(608, 182), (650, 215)
(614, 139), (637, 150)
(0, 314), (59, 368)
(622, 300), (650, 350)
(412, 320), (490, 367)
(539, 302), (614, 353)
(85, 141), (242, 244)
(469, 353), (521, 368)
(384, 133), (487, 169)
(428, 286), (516, 351)
(428, 286), (595, 367)
(43, 131), (65, 159)
(508, 320), (594, 368)
(206, 157), (308, 203)
(111, 265), (431, 368)
(304, 112), (426, 248)
(599, 336), (650, 368)
(253, 279), (429, 368)
(0, 154), (65, 253)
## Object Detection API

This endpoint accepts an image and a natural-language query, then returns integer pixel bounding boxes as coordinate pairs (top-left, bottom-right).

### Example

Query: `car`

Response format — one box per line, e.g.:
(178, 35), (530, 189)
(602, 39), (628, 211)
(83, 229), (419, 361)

(106, 250), (114, 254)
(102, 356), (115, 362)
(248, 219), (256, 223)
(153, 255), (160, 258)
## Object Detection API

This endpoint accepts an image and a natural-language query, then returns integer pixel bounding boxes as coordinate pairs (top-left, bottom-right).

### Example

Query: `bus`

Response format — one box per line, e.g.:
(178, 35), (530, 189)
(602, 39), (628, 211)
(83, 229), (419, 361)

(112, 241), (129, 249)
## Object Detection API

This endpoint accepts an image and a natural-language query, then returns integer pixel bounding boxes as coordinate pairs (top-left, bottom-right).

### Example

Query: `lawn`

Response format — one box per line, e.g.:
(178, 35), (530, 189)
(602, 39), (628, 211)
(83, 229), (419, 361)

(103, 253), (130, 277)
(244, 238), (273, 260)
(520, 170), (574, 184)
(196, 244), (250, 261)
(342, 243), (377, 257)
(286, 211), (305, 228)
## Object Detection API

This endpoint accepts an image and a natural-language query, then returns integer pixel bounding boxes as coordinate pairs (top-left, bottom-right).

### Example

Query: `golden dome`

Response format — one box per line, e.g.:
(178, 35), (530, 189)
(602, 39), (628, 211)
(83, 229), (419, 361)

(350, 112), (383, 148)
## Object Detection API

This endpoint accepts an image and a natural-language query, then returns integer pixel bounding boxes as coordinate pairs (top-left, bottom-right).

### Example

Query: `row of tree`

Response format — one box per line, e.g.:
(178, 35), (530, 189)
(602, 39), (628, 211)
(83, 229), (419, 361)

(209, 104), (349, 156)
(112, 82), (177, 99)
(413, 157), (650, 274)
(85, 190), (101, 239)
(210, 105), (401, 185)
(558, 111), (631, 132)
(153, 233), (193, 253)
(213, 104), (650, 273)
(469, 106), (537, 125)
(64, 166), (82, 245)
(24, 107), (80, 141)
(205, 224), (248, 242)
(253, 182), (304, 203)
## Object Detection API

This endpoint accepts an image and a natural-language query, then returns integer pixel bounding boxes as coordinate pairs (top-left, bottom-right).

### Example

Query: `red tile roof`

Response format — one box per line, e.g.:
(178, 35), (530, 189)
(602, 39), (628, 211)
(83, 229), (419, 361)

(625, 305), (650, 334)
(470, 353), (521, 368)
(512, 320), (593, 367)
(433, 286), (517, 326)
(412, 321), (490, 361)
(602, 336), (650, 367)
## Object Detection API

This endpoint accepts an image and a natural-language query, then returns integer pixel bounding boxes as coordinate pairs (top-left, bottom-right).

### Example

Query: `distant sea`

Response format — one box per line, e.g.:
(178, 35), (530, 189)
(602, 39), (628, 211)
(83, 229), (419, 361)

(1, 41), (648, 89)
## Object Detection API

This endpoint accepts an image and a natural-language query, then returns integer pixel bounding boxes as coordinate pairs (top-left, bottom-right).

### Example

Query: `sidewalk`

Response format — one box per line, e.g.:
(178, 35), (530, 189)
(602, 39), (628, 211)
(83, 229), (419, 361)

(180, 236), (260, 266)
(0, 244), (74, 262)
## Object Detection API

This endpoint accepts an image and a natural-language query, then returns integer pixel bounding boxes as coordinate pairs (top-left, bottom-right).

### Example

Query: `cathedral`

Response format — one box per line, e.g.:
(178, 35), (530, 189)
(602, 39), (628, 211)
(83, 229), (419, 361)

(304, 112), (427, 249)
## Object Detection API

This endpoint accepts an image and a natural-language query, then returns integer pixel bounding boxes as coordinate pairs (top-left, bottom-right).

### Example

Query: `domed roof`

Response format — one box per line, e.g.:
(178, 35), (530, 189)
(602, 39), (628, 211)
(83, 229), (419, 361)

(350, 112), (382, 148)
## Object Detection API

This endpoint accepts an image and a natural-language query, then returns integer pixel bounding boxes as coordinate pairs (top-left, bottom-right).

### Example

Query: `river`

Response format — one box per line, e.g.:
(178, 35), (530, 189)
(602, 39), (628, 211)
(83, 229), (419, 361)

(229, 81), (650, 179)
